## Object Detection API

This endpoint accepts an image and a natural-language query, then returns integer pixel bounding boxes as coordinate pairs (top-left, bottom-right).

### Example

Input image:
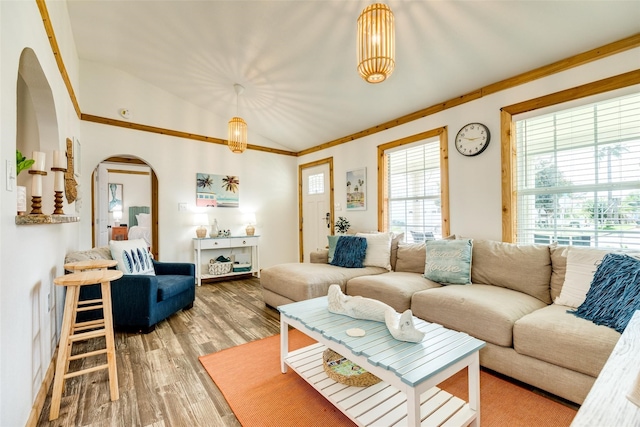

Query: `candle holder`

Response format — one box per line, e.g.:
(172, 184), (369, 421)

(30, 196), (43, 215)
(53, 191), (64, 214)
(51, 167), (66, 215)
(28, 170), (47, 215)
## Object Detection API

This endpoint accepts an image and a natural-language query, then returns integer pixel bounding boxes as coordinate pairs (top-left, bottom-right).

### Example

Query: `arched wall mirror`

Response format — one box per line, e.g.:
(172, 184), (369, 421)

(91, 156), (159, 259)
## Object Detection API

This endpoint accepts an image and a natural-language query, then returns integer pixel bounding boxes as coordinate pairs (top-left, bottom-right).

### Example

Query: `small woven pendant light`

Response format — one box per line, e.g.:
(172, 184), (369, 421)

(228, 84), (248, 153)
(357, 3), (395, 84)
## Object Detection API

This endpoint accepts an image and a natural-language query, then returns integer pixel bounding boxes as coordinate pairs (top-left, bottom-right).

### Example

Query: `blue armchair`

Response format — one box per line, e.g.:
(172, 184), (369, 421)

(66, 247), (196, 333)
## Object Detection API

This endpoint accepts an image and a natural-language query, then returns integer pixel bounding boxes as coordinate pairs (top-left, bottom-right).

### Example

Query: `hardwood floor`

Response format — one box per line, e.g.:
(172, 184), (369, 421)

(37, 277), (281, 427)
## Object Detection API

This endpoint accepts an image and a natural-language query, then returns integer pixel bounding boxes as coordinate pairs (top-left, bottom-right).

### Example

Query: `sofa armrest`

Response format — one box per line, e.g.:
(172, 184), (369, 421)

(110, 275), (158, 324)
(310, 250), (329, 264)
(152, 260), (195, 276)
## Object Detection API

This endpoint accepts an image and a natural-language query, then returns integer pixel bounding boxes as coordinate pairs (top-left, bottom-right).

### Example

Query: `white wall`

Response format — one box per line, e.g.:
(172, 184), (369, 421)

(78, 58), (299, 267)
(299, 48), (640, 241)
(80, 121), (299, 266)
(0, 1), (81, 426)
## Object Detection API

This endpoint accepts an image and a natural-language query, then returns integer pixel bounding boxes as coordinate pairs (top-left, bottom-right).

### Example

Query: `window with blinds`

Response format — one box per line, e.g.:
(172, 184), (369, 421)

(386, 139), (442, 243)
(515, 92), (640, 249)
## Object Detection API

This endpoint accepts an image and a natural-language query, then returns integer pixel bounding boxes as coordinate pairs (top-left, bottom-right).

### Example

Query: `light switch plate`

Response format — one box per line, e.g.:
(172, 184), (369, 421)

(6, 160), (15, 191)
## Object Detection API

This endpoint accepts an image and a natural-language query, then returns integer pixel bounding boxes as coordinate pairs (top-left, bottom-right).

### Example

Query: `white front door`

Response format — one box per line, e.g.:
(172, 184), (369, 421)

(301, 162), (332, 262)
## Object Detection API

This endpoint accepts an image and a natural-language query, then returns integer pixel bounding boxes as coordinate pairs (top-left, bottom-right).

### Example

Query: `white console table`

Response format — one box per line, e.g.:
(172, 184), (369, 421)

(193, 236), (259, 286)
(571, 310), (640, 426)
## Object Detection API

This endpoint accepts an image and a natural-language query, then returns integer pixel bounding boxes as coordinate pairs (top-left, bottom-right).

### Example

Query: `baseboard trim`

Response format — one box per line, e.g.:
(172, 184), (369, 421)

(26, 347), (57, 427)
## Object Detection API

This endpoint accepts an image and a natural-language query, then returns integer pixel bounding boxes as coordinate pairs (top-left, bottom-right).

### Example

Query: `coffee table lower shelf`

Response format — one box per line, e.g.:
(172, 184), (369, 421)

(285, 342), (476, 427)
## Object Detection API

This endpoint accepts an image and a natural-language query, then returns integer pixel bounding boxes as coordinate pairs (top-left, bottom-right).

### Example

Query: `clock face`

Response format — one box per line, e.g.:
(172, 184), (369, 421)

(455, 123), (491, 156)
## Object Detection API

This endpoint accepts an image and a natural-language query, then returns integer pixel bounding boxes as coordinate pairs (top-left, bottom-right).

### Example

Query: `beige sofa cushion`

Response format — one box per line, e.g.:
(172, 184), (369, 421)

(549, 243), (567, 301)
(310, 250), (329, 263)
(346, 271), (440, 312)
(394, 243), (426, 273)
(390, 232), (404, 271)
(514, 304), (620, 377)
(260, 263), (387, 303)
(411, 284), (547, 347)
(471, 239), (552, 304)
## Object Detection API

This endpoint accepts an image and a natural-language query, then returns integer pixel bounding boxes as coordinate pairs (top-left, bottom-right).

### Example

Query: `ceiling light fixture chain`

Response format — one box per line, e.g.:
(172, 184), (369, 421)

(228, 83), (248, 153)
(357, 2), (395, 84)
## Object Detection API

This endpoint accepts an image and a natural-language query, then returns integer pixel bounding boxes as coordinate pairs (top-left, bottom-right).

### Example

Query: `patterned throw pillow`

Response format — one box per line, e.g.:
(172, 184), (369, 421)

(109, 239), (155, 275)
(330, 236), (368, 268)
(423, 239), (473, 285)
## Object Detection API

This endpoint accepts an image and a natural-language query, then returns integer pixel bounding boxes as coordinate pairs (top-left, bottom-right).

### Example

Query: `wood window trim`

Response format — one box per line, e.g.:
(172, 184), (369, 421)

(500, 69), (640, 243)
(377, 127), (450, 237)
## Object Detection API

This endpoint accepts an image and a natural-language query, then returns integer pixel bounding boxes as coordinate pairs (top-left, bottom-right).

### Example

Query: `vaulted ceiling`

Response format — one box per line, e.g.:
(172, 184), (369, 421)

(66, 1), (640, 152)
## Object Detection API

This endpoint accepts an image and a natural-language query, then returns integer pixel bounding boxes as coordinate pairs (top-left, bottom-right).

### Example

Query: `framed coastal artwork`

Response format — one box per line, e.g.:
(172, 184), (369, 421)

(108, 183), (123, 212)
(196, 173), (240, 208)
(346, 168), (366, 210)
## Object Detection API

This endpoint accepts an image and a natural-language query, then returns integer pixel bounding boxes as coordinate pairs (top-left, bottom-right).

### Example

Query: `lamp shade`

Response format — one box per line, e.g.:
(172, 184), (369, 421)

(193, 213), (208, 226)
(357, 3), (395, 84)
(228, 116), (248, 153)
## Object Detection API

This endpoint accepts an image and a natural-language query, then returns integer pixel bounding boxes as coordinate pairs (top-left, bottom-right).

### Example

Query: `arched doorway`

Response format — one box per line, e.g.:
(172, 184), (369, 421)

(91, 156), (159, 259)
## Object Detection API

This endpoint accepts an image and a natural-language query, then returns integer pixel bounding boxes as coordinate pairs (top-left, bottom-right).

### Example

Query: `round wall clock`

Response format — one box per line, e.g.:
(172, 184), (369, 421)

(455, 122), (491, 157)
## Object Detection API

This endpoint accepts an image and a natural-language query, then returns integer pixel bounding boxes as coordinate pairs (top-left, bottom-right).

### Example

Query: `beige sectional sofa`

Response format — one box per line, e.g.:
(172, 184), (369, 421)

(260, 238), (622, 404)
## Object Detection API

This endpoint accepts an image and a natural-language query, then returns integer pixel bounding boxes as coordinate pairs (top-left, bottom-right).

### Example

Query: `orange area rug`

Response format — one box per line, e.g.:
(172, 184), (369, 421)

(199, 330), (577, 426)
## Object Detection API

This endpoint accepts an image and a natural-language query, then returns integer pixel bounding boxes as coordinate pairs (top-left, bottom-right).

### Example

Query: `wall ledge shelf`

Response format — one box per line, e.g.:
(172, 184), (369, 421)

(15, 214), (79, 225)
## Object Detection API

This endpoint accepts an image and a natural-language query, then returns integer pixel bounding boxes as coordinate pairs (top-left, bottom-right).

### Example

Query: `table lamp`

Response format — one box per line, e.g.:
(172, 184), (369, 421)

(113, 209), (122, 226)
(194, 213), (208, 238)
(245, 212), (256, 236)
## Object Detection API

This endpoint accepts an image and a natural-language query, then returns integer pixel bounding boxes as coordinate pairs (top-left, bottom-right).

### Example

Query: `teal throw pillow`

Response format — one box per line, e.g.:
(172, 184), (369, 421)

(327, 235), (340, 263)
(330, 236), (367, 268)
(423, 239), (473, 284)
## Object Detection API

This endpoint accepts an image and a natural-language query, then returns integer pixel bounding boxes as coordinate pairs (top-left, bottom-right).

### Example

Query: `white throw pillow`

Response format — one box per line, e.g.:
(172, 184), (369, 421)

(555, 247), (610, 308)
(136, 213), (151, 228)
(109, 239), (155, 275)
(356, 232), (392, 270)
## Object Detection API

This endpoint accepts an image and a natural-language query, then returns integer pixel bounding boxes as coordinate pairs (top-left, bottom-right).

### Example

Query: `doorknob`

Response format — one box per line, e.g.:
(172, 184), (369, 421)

(325, 212), (331, 228)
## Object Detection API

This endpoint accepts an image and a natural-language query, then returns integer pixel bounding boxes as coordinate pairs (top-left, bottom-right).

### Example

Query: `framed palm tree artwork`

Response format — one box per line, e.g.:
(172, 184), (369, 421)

(196, 173), (240, 208)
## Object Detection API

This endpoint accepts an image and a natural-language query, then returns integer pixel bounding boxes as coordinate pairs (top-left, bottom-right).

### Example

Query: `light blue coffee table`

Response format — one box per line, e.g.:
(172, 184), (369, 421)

(279, 297), (485, 427)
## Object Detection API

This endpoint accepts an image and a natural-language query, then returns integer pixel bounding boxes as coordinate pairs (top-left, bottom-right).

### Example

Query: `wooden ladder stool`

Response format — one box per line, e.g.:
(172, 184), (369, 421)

(49, 267), (122, 420)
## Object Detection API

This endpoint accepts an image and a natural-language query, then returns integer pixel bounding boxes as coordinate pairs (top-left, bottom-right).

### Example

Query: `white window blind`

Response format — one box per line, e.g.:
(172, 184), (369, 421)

(515, 92), (640, 249)
(308, 173), (324, 195)
(386, 140), (442, 243)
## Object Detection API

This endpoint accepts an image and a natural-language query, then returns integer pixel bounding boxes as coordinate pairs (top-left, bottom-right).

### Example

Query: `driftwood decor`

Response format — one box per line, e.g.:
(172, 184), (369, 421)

(64, 138), (78, 203)
(327, 284), (425, 343)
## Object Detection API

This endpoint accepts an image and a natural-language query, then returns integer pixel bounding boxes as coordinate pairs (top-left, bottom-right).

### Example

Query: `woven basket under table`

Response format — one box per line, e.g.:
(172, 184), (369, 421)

(322, 348), (381, 387)
(208, 261), (232, 275)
